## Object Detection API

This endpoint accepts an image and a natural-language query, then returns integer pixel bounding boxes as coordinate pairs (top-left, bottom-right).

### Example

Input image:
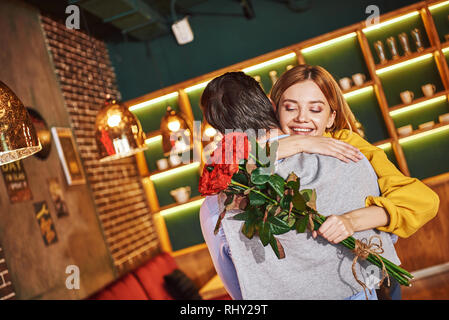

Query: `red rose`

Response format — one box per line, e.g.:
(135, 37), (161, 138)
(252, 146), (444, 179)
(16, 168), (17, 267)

(199, 132), (251, 196)
(209, 132), (251, 165)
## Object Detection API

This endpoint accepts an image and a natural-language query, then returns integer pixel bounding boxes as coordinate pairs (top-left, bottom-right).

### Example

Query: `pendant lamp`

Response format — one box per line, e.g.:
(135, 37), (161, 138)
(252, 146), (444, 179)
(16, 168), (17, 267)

(95, 99), (147, 162)
(0, 81), (42, 165)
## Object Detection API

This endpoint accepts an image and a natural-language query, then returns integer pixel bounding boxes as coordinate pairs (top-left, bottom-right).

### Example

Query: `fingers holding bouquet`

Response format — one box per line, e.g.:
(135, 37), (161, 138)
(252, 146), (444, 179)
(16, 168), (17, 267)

(312, 214), (354, 244)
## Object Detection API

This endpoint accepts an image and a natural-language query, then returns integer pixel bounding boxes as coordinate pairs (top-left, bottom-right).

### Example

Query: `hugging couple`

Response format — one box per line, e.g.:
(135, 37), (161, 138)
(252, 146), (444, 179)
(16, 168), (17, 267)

(199, 64), (439, 300)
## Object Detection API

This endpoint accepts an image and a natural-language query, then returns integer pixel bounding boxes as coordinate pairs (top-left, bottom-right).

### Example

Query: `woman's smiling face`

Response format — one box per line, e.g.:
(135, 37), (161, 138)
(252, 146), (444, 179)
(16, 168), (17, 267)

(277, 80), (336, 137)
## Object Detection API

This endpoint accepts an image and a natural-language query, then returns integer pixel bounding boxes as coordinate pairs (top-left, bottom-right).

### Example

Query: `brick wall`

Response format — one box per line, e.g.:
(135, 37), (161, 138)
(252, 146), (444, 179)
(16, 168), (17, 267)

(40, 15), (160, 276)
(0, 245), (15, 300)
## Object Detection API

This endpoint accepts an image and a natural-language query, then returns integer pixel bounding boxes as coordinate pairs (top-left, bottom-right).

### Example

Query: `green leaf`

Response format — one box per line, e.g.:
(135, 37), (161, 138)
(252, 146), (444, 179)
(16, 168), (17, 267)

(295, 216), (308, 233)
(267, 216), (291, 235)
(224, 193), (234, 206)
(280, 194), (292, 210)
(292, 192), (306, 212)
(286, 180), (300, 193)
(250, 168), (270, 185)
(233, 211), (249, 221)
(269, 235), (285, 259)
(258, 221), (271, 246)
(249, 191), (266, 206)
(233, 172), (248, 185)
(268, 174), (285, 197)
(242, 219), (256, 239)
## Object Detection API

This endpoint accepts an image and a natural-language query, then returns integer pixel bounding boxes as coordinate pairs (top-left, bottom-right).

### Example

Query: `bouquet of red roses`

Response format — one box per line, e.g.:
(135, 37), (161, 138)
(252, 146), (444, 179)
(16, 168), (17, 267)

(199, 132), (413, 292)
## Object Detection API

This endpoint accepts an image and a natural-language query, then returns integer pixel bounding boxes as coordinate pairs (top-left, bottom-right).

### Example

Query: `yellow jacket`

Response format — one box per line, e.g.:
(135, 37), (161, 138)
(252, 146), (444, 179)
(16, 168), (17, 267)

(325, 129), (440, 238)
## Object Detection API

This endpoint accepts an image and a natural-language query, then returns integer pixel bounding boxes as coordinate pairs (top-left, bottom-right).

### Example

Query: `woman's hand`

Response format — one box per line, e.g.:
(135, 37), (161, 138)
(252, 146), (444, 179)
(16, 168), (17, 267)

(312, 214), (354, 244)
(275, 135), (363, 163)
(312, 206), (390, 244)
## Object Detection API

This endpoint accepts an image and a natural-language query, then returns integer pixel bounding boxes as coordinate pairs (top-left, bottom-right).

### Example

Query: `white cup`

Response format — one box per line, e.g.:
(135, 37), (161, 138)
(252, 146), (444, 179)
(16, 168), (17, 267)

(352, 73), (366, 86)
(439, 113), (449, 124)
(156, 158), (169, 171)
(397, 124), (413, 136)
(339, 77), (352, 91)
(170, 186), (191, 204)
(169, 154), (182, 167)
(418, 121), (435, 130)
(421, 83), (436, 97)
(400, 90), (414, 104)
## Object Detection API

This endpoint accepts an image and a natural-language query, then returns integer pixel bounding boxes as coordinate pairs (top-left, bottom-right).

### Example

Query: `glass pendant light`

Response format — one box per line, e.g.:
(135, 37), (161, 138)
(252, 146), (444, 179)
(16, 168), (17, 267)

(160, 106), (192, 154)
(0, 81), (42, 165)
(95, 98), (147, 162)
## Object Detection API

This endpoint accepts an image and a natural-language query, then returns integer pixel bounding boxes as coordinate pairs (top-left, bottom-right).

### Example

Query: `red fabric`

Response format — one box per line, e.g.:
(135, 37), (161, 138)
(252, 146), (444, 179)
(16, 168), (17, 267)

(132, 252), (178, 300)
(90, 273), (148, 300)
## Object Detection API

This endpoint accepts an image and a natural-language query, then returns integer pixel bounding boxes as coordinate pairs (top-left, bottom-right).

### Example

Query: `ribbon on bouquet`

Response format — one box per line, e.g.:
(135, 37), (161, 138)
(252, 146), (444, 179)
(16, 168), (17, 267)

(352, 235), (390, 300)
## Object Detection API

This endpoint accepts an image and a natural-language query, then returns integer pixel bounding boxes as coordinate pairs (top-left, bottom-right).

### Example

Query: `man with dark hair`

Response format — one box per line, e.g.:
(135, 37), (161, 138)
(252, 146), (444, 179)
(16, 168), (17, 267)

(201, 72), (279, 134)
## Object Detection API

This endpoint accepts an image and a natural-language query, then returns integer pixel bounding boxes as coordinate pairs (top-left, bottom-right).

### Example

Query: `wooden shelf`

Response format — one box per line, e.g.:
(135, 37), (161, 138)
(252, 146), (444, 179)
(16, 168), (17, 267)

(158, 195), (204, 214)
(148, 161), (200, 180)
(375, 46), (436, 72)
(398, 121), (449, 141)
(342, 80), (374, 97)
(373, 138), (393, 148)
(389, 90), (448, 114)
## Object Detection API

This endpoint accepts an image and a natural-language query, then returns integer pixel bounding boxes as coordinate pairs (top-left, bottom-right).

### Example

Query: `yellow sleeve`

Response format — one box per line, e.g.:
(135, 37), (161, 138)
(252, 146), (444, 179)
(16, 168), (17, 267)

(331, 129), (440, 238)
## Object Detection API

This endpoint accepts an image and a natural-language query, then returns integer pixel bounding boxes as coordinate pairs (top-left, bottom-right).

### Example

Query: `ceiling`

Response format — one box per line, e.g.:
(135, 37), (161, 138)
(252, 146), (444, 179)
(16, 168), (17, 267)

(25, 0), (210, 42)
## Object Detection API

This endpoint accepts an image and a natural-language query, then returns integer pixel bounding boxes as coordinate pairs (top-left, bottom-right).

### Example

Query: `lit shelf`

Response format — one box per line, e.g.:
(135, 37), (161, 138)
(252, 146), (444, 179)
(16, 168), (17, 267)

(389, 91), (448, 116)
(241, 52), (297, 73)
(149, 161), (200, 181)
(398, 122), (449, 144)
(159, 195), (205, 216)
(300, 32), (357, 54)
(342, 81), (374, 99)
(374, 138), (393, 149)
(362, 10), (420, 34)
(375, 47), (436, 74)
(144, 132), (162, 144)
(128, 91), (178, 112)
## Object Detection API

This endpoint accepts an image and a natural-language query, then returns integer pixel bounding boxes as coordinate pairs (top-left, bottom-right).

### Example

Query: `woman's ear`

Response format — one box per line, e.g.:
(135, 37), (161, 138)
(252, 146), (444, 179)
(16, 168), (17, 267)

(326, 110), (337, 129)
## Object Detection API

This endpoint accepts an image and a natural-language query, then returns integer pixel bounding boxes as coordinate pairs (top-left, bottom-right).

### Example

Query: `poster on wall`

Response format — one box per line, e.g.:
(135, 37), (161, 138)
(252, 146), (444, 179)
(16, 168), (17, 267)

(51, 127), (86, 186)
(47, 178), (69, 218)
(33, 201), (58, 246)
(0, 160), (33, 203)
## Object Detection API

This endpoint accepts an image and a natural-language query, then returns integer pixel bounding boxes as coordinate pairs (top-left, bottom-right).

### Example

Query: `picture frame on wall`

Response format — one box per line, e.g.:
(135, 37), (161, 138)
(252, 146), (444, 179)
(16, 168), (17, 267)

(51, 127), (86, 186)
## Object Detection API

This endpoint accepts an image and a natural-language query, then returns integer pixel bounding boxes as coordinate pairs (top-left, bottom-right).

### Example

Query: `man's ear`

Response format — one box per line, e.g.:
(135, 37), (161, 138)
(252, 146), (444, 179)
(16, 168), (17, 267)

(269, 97), (276, 112)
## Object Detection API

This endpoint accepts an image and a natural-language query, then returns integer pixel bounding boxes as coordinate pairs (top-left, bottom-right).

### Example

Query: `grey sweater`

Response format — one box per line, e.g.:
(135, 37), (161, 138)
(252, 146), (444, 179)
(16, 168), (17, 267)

(220, 153), (400, 299)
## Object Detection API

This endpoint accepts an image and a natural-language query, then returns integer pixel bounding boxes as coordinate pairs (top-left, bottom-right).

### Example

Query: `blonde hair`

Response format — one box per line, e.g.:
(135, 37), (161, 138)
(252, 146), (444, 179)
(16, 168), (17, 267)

(270, 64), (358, 137)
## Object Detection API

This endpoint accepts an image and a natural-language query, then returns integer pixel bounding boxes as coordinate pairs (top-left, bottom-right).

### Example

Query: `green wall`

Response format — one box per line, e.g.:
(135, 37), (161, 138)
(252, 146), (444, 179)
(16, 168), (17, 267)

(108, 0), (420, 101)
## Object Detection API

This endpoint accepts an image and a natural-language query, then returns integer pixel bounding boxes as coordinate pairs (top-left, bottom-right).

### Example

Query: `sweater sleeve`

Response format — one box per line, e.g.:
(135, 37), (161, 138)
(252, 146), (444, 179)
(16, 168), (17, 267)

(332, 129), (440, 238)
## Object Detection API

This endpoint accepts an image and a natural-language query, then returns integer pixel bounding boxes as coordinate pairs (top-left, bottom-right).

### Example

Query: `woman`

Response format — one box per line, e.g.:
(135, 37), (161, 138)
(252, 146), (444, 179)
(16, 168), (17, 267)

(270, 65), (439, 243)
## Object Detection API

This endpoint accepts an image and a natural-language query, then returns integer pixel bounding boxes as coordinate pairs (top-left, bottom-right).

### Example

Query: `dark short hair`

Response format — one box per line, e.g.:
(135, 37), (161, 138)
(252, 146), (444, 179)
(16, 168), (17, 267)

(200, 72), (280, 134)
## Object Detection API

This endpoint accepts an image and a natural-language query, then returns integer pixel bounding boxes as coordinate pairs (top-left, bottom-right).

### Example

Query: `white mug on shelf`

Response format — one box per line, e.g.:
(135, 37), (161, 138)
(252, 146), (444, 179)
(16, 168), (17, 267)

(439, 112), (449, 124)
(397, 124), (413, 136)
(418, 121), (435, 130)
(352, 73), (366, 86)
(170, 186), (191, 204)
(400, 90), (414, 104)
(169, 154), (182, 167)
(421, 83), (436, 97)
(156, 158), (169, 171)
(339, 77), (352, 91)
